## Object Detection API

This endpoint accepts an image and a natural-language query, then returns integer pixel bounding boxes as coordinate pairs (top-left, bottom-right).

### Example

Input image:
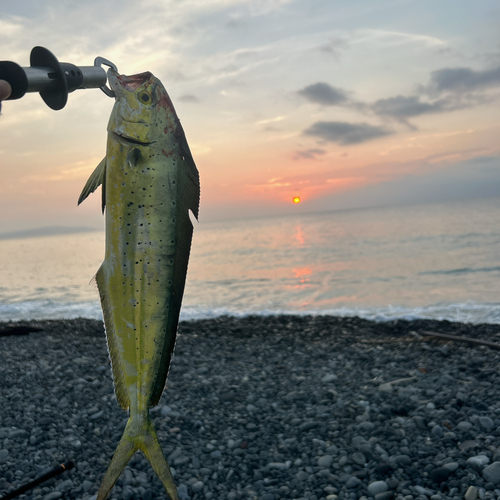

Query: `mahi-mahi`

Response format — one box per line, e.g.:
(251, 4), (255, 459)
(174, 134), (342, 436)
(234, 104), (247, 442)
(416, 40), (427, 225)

(78, 69), (200, 500)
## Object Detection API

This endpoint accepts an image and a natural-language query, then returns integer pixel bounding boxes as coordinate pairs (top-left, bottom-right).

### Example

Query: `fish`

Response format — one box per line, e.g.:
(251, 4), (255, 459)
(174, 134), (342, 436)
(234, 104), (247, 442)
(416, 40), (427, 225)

(78, 69), (200, 500)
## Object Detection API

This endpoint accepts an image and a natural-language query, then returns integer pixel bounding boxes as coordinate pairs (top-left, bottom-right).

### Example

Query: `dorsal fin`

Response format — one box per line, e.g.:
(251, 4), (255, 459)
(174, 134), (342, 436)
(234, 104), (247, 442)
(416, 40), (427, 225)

(176, 122), (200, 221)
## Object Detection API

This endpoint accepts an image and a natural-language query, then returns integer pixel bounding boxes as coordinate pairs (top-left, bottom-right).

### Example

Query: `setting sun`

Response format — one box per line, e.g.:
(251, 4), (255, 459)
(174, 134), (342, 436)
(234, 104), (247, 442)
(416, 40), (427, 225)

(293, 197), (301, 204)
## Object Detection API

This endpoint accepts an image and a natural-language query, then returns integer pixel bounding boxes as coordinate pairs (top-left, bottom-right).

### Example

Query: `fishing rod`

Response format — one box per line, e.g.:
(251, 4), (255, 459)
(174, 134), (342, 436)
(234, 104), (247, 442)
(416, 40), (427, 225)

(0, 46), (117, 110)
(0, 461), (75, 500)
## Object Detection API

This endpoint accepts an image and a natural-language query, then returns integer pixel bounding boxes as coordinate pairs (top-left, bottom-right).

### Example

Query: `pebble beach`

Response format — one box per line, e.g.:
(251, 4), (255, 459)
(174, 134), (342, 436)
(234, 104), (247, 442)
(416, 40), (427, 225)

(2, 315), (500, 500)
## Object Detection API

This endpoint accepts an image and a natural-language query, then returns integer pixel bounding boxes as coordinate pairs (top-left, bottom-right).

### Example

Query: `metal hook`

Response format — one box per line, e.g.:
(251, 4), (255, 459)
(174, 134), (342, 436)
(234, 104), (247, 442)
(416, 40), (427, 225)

(94, 57), (118, 98)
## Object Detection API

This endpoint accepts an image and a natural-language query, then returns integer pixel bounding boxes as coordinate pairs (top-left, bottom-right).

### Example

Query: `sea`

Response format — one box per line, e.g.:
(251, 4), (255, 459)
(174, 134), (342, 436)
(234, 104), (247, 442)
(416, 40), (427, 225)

(1, 197), (499, 325)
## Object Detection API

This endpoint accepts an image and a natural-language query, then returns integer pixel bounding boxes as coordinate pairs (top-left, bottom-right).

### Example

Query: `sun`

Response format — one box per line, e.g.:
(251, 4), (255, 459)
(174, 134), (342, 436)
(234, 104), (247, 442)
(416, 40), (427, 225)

(293, 197), (301, 204)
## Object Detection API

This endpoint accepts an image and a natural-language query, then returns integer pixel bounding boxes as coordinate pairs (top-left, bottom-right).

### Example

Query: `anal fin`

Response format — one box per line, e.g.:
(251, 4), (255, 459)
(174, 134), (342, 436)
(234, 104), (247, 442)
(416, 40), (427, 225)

(95, 265), (130, 409)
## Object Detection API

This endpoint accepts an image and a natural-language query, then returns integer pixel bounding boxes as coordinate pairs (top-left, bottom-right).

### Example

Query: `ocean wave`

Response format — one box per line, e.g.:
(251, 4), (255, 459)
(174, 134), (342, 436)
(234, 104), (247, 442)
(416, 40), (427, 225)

(420, 266), (500, 276)
(2, 299), (499, 325)
(180, 303), (500, 325)
(0, 300), (103, 322)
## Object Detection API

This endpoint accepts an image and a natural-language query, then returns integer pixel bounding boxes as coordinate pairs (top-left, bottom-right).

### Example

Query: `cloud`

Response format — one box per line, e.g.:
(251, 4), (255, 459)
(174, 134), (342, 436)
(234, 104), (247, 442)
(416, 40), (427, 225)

(371, 95), (446, 119)
(294, 148), (326, 160)
(298, 82), (348, 106)
(318, 37), (349, 59)
(297, 63), (500, 133)
(303, 121), (392, 145)
(370, 66), (500, 125)
(424, 65), (500, 95)
(178, 94), (200, 103)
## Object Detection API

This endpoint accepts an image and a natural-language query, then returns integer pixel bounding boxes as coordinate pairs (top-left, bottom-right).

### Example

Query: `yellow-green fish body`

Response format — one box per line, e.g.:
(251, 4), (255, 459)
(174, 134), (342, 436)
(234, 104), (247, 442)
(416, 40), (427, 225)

(79, 70), (199, 500)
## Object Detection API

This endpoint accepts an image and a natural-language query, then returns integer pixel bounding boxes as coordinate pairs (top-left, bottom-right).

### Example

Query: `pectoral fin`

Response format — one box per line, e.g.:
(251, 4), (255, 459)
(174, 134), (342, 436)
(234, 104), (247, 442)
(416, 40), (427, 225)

(127, 148), (141, 167)
(78, 157), (107, 210)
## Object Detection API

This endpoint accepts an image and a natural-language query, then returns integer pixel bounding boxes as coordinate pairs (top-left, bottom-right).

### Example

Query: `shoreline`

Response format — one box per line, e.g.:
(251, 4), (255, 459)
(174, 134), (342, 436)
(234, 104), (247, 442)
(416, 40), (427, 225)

(2, 315), (500, 500)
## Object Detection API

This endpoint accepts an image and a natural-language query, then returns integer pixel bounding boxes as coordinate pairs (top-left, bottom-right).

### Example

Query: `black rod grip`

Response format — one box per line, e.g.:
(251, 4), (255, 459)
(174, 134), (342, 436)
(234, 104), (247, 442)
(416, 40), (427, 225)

(0, 461), (75, 500)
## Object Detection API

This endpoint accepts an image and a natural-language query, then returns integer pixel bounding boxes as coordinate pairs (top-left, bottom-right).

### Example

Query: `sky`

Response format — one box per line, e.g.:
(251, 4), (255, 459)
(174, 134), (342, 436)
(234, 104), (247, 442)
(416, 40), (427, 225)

(0, 0), (499, 232)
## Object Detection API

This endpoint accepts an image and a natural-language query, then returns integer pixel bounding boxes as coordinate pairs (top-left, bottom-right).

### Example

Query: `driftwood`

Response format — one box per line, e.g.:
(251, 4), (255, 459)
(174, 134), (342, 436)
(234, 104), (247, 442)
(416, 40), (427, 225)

(359, 331), (500, 351)
(0, 326), (43, 337)
(421, 331), (500, 350)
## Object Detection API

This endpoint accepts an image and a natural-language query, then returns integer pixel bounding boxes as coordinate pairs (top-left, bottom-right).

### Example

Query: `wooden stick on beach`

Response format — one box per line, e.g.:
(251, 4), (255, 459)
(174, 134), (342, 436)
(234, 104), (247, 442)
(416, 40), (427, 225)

(421, 331), (500, 350)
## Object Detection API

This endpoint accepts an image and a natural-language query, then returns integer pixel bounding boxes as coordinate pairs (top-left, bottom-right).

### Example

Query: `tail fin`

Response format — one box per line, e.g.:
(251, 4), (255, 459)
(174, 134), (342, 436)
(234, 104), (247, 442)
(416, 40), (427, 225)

(97, 415), (178, 500)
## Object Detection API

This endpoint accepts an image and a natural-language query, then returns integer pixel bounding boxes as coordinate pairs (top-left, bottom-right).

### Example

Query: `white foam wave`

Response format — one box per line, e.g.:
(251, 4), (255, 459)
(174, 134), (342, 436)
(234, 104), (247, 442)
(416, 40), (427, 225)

(180, 302), (500, 324)
(1, 300), (500, 325)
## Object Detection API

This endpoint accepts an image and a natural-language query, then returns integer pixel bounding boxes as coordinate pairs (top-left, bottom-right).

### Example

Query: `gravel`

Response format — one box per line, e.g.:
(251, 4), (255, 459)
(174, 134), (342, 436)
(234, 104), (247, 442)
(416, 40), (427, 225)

(1, 315), (500, 500)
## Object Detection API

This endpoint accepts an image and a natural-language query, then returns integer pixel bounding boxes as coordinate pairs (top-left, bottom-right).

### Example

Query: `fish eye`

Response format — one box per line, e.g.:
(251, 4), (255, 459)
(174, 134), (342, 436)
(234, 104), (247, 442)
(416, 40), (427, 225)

(138, 91), (151, 104)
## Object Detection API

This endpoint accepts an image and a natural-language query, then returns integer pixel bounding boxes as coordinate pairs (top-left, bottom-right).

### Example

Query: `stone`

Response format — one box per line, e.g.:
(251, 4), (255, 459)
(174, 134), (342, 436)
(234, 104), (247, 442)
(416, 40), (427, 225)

(479, 417), (495, 431)
(345, 476), (362, 488)
(267, 462), (290, 470)
(367, 481), (389, 496)
(456, 421), (473, 432)
(136, 472), (149, 485)
(8, 429), (28, 439)
(326, 444), (339, 455)
(0, 449), (9, 462)
(430, 467), (451, 484)
(178, 484), (190, 500)
(377, 463), (393, 476)
(317, 455), (334, 468)
(393, 455), (411, 466)
(375, 492), (394, 500)
(352, 436), (368, 447)
(83, 480), (93, 492)
(322, 374), (338, 383)
(122, 486), (134, 500)
(464, 486), (478, 500)
(300, 422), (317, 431)
(352, 452), (366, 465)
(459, 440), (480, 452)
(259, 495), (274, 500)
(55, 479), (73, 492)
(431, 425), (444, 438)
(467, 456), (490, 471)
(58, 397), (69, 409)
(414, 485), (434, 496)
(360, 421), (375, 432)
(89, 410), (103, 420)
(296, 471), (309, 481)
(443, 462), (459, 472)
(191, 481), (204, 493)
(324, 486), (338, 494)
(483, 462), (500, 484)
(359, 444), (374, 460)
(161, 405), (172, 416)
(42, 493), (62, 500)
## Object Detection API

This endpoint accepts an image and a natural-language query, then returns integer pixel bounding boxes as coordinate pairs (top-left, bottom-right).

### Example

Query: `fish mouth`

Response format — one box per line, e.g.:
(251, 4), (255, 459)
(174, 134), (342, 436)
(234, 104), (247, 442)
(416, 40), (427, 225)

(112, 132), (155, 146)
(116, 72), (152, 91)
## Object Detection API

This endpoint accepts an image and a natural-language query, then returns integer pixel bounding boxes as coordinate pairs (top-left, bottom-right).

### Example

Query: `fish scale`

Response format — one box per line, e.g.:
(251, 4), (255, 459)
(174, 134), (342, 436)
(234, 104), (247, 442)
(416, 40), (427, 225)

(78, 69), (199, 500)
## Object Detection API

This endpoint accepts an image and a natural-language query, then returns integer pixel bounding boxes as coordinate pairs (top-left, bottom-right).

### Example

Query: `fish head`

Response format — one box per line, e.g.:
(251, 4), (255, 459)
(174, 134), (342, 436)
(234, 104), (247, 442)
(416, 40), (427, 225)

(107, 69), (178, 147)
